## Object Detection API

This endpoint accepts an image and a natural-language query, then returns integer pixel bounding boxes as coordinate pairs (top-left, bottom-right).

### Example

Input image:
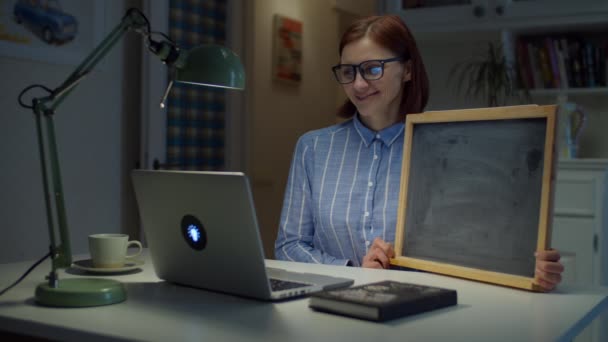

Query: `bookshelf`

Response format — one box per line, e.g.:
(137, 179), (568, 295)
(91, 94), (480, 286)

(501, 29), (608, 123)
(529, 87), (608, 97)
(509, 31), (608, 94)
(380, 1), (608, 34)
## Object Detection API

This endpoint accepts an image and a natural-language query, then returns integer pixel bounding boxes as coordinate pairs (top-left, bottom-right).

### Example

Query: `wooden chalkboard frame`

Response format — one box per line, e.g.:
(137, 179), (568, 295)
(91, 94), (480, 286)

(390, 105), (557, 291)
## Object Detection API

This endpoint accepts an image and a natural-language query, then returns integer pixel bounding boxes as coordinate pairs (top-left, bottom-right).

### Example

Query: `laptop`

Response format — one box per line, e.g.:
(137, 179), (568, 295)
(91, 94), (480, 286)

(131, 170), (354, 301)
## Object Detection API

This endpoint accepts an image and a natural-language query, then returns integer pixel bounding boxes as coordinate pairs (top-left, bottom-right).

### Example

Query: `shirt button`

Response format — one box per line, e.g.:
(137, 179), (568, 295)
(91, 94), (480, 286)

(364, 212), (370, 217)
(365, 240), (371, 246)
(373, 155), (378, 160)
(376, 134), (381, 139)
(368, 182), (373, 187)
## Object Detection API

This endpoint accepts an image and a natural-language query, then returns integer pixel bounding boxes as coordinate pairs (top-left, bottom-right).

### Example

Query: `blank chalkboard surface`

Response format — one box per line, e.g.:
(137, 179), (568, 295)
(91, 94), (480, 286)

(391, 105), (557, 291)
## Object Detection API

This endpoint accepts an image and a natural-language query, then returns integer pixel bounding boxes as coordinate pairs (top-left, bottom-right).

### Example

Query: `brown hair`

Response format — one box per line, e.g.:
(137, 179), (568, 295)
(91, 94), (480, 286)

(336, 15), (429, 118)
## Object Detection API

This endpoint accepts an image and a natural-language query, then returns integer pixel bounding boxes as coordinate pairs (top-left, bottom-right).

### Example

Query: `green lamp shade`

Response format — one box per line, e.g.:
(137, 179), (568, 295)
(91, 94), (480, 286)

(176, 44), (245, 90)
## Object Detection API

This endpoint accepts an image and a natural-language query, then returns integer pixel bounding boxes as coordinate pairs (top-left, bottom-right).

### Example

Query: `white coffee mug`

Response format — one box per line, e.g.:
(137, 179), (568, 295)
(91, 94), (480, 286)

(89, 234), (142, 268)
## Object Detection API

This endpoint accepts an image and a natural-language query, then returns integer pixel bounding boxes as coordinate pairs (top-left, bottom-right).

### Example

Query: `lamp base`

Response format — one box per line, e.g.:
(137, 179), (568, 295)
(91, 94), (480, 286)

(35, 278), (126, 307)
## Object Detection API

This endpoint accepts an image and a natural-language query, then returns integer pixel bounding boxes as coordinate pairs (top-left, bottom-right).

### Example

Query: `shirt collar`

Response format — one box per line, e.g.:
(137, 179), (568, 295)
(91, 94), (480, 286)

(353, 113), (405, 148)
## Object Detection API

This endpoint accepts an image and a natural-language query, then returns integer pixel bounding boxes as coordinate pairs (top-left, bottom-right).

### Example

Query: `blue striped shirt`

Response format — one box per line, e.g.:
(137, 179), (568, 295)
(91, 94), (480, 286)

(275, 114), (405, 267)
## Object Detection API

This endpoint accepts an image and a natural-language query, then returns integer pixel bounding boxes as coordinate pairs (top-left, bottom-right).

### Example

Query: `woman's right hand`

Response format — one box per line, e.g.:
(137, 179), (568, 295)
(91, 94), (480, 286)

(362, 237), (395, 269)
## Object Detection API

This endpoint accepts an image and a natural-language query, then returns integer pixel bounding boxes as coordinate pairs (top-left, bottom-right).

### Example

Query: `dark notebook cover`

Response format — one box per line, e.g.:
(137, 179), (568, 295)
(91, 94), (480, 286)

(309, 280), (457, 322)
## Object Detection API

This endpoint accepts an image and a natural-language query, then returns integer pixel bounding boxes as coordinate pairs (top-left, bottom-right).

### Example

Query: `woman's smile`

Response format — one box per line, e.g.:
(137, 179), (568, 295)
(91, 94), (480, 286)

(354, 90), (379, 102)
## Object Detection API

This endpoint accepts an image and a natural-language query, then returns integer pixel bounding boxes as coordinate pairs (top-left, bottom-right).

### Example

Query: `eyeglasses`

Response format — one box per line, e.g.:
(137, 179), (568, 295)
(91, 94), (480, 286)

(331, 56), (405, 84)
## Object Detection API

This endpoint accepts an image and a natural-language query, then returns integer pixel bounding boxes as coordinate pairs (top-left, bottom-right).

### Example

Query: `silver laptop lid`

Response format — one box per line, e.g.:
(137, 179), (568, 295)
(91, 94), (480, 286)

(131, 170), (273, 299)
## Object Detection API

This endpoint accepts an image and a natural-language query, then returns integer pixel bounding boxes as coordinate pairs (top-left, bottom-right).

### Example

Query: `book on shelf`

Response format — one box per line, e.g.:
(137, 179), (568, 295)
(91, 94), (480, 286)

(515, 33), (608, 91)
(308, 280), (457, 322)
(545, 37), (561, 88)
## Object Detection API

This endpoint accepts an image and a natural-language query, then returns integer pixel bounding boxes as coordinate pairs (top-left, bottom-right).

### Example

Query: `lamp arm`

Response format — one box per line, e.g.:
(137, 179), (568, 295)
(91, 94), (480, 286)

(28, 8), (162, 280)
(46, 9), (149, 110)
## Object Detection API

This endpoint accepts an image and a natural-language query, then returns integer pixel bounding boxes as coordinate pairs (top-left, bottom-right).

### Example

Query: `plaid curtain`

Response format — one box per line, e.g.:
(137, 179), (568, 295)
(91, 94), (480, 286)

(167, 0), (227, 170)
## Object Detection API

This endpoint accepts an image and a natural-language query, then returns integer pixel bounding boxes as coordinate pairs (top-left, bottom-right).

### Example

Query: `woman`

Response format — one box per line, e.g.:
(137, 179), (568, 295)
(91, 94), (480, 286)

(274, 15), (563, 291)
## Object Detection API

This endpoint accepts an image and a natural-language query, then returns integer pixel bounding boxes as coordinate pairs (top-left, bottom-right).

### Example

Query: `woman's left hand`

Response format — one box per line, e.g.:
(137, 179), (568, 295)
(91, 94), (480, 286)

(535, 249), (564, 291)
(362, 238), (395, 269)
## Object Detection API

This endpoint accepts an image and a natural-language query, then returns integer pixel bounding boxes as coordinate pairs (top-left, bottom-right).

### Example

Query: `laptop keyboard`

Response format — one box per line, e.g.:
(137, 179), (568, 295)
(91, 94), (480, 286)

(269, 278), (311, 292)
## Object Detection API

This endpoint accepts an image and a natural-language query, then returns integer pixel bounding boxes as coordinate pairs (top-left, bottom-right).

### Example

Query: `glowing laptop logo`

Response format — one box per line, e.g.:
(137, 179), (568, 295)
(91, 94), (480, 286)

(181, 215), (207, 251)
(187, 224), (201, 242)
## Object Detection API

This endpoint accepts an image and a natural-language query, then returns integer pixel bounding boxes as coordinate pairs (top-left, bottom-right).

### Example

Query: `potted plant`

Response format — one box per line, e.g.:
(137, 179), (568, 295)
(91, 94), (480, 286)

(448, 42), (529, 107)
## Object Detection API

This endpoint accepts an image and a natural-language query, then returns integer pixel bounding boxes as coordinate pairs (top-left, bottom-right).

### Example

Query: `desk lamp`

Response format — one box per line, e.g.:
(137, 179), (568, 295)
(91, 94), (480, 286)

(17, 8), (245, 307)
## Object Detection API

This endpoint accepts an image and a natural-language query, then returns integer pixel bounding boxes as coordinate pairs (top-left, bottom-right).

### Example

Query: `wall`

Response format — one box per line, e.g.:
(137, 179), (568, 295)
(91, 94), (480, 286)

(0, 1), (140, 263)
(244, 0), (376, 258)
(416, 35), (498, 112)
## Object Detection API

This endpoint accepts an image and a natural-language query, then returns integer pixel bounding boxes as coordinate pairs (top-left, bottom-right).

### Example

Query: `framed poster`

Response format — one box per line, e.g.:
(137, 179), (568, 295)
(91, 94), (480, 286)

(0, 0), (105, 65)
(272, 14), (302, 84)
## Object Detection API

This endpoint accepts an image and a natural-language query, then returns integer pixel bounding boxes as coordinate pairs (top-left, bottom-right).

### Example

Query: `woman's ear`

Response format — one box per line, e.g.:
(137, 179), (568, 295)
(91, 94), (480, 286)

(402, 60), (413, 82)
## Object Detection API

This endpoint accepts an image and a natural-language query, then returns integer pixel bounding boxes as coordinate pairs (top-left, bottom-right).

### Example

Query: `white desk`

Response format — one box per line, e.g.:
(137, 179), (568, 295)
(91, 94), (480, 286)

(1, 252), (607, 342)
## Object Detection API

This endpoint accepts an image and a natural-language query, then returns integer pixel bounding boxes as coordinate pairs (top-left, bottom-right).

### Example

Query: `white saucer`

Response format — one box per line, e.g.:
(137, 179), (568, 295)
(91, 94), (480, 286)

(72, 259), (144, 274)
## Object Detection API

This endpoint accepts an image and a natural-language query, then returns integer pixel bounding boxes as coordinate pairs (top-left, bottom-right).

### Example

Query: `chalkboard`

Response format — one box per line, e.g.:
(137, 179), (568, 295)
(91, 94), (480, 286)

(391, 105), (557, 291)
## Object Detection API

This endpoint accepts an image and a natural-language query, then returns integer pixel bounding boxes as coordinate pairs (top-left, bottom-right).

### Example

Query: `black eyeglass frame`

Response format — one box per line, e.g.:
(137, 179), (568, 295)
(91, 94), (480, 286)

(331, 56), (406, 84)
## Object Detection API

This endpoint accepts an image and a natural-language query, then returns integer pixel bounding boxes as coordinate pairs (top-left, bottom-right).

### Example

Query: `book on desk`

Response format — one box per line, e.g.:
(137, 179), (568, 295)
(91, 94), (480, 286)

(309, 280), (457, 322)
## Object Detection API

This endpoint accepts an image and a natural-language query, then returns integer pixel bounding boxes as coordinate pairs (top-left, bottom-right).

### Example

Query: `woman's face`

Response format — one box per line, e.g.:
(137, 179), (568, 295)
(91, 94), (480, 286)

(340, 37), (410, 129)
